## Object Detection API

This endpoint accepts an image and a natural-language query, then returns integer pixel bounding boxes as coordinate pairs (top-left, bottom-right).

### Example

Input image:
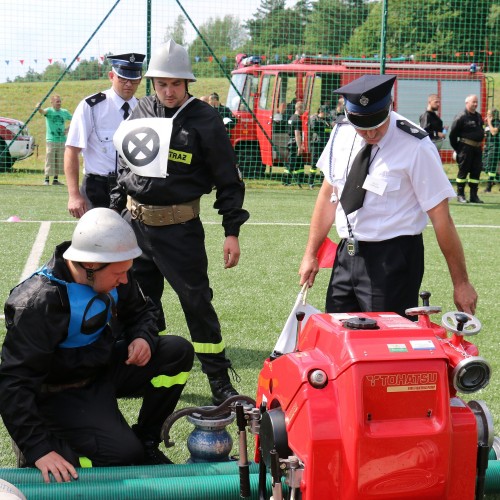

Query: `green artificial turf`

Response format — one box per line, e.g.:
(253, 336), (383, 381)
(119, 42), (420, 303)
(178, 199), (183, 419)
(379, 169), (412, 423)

(0, 178), (499, 497)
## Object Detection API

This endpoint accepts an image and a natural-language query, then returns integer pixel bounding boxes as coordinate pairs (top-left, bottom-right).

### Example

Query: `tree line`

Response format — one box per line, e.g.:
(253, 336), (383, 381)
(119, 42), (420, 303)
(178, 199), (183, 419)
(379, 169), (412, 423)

(10, 0), (500, 83)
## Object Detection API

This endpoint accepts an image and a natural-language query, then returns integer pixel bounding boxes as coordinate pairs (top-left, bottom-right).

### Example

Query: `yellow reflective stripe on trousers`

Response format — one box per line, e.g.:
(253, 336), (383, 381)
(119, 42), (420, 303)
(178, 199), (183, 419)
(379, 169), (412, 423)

(150, 371), (190, 388)
(79, 456), (92, 468)
(192, 339), (225, 355)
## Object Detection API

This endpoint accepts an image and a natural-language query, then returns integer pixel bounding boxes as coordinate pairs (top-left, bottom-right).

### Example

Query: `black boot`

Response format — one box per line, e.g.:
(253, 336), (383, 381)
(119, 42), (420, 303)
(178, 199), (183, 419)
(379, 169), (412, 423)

(456, 184), (467, 203)
(282, 171), (291, 186)
(469, 184), (484, 204)
(142, 440), (173, 465)
(208, 368), (240, 406)
(308, 173), (315, 189)
(483, 181), (493, 193)
(132, 424), (173, 465)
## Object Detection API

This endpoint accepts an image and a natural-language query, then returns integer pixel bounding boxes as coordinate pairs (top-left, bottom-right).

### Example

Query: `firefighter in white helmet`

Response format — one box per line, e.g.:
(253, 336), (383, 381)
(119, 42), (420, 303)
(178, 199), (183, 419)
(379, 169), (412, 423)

(0, 208), (194, 483)
(111, 39), (249, 405)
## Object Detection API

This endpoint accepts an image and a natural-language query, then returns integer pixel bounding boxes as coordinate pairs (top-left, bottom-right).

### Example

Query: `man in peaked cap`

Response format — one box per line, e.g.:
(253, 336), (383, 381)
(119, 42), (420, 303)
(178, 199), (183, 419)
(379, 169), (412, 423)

(65, 52), (145, 218)
(107, 53), (145, 80)
(299, 74), (477, 319)
(339, 74), (395, 130)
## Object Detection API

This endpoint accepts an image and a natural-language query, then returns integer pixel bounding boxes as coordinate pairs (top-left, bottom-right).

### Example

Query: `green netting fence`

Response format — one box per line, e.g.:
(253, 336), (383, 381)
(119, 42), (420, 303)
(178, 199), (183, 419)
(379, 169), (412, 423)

(1, 0), (499, 181)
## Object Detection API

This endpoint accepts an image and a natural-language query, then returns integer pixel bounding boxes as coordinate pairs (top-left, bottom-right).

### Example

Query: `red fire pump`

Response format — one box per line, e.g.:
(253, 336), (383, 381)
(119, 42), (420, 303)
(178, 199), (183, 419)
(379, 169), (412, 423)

(253, 292), (493, 500)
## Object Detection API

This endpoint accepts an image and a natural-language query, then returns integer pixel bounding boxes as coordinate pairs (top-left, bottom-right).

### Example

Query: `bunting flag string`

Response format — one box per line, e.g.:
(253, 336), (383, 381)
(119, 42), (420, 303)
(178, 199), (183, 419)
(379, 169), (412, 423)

(2, 50), (496, 68)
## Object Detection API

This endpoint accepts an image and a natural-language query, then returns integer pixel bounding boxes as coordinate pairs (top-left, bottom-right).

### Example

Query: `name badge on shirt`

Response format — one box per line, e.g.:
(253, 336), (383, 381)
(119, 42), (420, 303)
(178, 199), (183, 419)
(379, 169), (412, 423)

(362, 174), (387, 196)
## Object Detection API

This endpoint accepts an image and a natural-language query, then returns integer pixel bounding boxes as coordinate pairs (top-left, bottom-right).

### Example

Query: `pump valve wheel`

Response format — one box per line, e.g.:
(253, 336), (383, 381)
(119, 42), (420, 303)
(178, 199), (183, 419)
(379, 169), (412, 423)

(441, 311), (482, 336)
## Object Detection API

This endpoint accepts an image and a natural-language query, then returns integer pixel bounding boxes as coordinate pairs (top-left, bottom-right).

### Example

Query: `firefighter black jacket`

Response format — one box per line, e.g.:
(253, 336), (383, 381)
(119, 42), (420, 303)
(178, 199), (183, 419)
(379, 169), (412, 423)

(0, 242), (159, 464)
(110, 94), (249, 237)
(448, 109), (484, 150)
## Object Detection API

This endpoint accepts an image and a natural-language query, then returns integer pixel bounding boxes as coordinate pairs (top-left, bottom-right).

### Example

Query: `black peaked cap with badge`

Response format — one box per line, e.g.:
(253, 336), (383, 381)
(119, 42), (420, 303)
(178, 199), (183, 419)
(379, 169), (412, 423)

(334, 74), (397, 129)
(107, 53), (145, 80)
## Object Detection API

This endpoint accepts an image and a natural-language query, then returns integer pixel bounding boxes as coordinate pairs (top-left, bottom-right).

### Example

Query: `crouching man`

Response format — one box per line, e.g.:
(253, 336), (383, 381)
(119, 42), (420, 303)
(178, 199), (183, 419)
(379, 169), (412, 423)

(0, 208), (194, 483)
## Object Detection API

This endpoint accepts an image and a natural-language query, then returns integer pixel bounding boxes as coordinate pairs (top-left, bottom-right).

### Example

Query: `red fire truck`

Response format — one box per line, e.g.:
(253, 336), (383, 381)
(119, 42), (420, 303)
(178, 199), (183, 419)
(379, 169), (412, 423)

(226, 56), (493, 178)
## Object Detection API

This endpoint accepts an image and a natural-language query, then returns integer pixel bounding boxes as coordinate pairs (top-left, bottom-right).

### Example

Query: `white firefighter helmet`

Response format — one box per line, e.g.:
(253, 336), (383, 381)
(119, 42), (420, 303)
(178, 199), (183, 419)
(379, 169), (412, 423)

(144, 39), (196, 82)
(63, 208), (142, 263)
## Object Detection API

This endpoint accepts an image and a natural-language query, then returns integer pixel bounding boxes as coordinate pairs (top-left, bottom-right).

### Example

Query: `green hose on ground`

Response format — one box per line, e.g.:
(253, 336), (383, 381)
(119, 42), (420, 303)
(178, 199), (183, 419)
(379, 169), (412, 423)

(0, 461), (258, 484)
(486, 460), (500, 494)
(2, 459), (500, 498)
(8, 473), (277, 500)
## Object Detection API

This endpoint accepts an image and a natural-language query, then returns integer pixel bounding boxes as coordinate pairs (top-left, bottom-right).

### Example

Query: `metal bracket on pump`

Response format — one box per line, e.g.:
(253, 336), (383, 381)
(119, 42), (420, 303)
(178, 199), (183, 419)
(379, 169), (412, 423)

(405, 291), (442, 318)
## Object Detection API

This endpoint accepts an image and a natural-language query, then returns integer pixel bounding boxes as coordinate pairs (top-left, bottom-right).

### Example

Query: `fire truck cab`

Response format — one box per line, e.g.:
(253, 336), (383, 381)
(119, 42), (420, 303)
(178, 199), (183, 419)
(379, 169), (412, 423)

(226, 56), (492, 178)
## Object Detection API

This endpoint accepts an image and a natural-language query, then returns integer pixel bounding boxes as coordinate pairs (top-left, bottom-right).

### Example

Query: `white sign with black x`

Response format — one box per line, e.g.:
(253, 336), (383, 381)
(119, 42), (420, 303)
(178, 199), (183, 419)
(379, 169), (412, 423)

(113, 117), (173, 178)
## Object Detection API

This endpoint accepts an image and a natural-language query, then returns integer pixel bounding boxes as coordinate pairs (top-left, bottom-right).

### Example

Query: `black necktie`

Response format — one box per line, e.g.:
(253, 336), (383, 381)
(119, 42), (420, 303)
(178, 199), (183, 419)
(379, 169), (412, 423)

(121, 102), (130, 120)
(340, 143), (373, 215)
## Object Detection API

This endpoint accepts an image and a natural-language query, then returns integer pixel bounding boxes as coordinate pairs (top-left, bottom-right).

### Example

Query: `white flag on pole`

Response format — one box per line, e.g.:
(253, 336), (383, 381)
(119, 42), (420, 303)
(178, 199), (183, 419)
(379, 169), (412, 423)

(272, 284), (321, 355)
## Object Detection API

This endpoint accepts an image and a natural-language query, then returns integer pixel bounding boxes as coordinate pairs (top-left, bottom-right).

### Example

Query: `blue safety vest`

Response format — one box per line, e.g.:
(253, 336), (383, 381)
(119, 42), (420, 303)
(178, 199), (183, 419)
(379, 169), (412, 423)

(37, 267), (118, 348)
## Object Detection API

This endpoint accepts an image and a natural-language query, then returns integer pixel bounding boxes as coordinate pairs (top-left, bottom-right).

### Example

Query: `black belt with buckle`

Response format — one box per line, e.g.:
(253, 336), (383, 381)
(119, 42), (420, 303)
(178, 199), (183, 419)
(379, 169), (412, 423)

(459, 138), (482, 148)
(126, 196), (201, 226)
(86, 173), (116, 183)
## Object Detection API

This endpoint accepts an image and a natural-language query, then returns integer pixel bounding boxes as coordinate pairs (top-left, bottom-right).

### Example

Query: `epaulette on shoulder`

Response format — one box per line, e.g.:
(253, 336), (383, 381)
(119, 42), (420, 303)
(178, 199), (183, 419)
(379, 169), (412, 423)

(85, 92), (106, 107)
(396, 119), (428, 139)
(335, 115), (348, 125)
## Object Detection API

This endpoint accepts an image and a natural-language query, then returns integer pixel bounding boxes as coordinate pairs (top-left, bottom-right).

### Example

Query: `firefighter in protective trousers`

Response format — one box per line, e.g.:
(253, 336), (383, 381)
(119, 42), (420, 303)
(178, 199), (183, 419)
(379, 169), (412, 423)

(0, 209), (194, 482)
(448, 94), (484, 203)
(111, 39), (250, 406)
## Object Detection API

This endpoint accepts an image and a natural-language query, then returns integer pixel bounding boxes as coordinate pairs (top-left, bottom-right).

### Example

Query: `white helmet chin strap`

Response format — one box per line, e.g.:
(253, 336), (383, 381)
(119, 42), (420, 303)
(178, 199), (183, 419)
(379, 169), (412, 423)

(77, 262), (109, 282)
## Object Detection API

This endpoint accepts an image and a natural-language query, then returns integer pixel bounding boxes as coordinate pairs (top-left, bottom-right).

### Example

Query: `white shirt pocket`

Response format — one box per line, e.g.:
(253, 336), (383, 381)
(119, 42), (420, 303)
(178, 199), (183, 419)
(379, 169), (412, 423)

(365, 175), (401, 214)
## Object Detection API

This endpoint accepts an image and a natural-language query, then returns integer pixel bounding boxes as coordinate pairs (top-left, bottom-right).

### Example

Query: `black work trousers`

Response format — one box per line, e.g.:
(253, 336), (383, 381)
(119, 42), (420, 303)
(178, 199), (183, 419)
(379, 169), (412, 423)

(125, 212), (232, 376)
(326, 235), (424, 319)
(456, 144), (483, 181)
(36, 336), (193, 467)
(284, 146), (306, 184)
(81, 174), (117, 209)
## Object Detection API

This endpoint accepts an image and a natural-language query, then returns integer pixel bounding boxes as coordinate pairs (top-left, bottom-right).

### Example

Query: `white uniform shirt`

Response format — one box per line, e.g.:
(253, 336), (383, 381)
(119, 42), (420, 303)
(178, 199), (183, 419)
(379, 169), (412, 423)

(66, 88), (137, 176)
(317, 112), (456, 241)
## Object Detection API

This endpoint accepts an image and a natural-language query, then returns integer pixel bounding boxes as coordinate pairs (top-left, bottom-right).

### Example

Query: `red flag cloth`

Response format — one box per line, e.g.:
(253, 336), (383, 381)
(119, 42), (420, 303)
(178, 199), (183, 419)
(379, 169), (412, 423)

(316, 237), (338, 268)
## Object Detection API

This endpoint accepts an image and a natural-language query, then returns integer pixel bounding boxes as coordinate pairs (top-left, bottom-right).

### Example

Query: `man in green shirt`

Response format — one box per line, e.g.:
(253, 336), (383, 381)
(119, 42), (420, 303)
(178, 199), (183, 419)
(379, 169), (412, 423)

(37, 94), (72, 185)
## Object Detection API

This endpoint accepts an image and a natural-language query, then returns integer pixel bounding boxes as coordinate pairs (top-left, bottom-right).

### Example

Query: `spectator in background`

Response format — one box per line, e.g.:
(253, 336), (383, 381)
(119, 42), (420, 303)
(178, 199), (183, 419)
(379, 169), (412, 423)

(448, 94), (484, 203)
(283, 100), (306, 187)
(208, 92), (237, 133)
(334, 96), (345, 118)
(199, 95), (210, 103)
(272, 101), (288, 133)
(283, 97), (298, 125)
(37, 94), (72, 186)
(309, 105), (332, 189)
(419, 94), (446, 150)
(65, 53), (145, 218)
(483, 108), (500, 192)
